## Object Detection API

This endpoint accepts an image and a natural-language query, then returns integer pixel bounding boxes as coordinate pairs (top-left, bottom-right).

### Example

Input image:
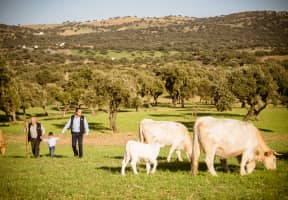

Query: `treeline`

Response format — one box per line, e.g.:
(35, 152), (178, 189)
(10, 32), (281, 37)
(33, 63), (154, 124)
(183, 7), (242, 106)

(1, 59), (287, 132)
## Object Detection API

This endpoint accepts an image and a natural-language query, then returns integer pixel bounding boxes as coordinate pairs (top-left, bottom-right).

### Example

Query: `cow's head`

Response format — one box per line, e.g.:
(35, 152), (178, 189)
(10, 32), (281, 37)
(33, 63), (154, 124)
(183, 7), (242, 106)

(262, 151), (277, 170)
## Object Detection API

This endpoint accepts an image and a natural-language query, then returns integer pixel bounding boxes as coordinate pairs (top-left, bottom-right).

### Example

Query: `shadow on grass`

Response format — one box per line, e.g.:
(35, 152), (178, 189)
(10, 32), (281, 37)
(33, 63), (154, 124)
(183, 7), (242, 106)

(0, 114), (10, 122)
(42, 117), (64, 121)
(188, 112), (245, 118)
(277, 152), (288, 161)
(177, 121), (195, 132)
(149, 113), (183, 118)
(0, 123), (10, 127)
(259, 128), (273, 133)
(6, 154), (69, 159)
(6, 155), (27, 159)
(96, 160), (243, 175)
(43, 154), (69, 158)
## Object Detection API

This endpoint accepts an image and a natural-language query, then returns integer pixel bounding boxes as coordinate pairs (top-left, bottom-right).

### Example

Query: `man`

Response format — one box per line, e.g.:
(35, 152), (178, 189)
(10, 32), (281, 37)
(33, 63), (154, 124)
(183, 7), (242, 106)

(62, 108), (89, 158)
(27, 117), (45, 158)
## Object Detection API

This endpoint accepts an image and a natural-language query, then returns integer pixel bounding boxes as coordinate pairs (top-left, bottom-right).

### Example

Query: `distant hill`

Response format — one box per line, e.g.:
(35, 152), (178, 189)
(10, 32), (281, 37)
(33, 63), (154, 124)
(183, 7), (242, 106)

(1, 11), (287, 52)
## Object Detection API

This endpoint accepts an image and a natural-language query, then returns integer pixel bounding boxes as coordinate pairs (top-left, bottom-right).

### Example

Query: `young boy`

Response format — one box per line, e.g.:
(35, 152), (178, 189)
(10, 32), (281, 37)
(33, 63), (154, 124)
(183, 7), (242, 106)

(43, 132), (59, 158)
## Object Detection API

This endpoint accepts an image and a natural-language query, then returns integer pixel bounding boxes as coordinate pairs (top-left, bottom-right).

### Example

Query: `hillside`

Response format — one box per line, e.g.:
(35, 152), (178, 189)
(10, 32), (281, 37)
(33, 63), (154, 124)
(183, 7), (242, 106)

(1, 11), (287, 49)
(0, 11), (288, 67)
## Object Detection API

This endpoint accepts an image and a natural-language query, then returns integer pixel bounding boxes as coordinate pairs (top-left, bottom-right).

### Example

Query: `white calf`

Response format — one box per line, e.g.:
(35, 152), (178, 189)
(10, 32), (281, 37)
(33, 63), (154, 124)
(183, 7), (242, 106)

(121, 140), (162, 176)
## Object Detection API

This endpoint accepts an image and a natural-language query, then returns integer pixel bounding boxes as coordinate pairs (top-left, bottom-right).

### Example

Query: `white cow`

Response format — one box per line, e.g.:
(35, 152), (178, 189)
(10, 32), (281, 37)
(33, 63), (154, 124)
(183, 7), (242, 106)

(121, 140), (162, 176)
(139, 119), (192, 162)
(192, 117), (278, 176)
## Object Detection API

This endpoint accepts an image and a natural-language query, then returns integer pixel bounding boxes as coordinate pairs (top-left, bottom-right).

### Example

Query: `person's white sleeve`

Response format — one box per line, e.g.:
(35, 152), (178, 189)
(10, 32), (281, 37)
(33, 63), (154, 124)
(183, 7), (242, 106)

(84, 117), (89, 135)
(62, 118), (71, 134)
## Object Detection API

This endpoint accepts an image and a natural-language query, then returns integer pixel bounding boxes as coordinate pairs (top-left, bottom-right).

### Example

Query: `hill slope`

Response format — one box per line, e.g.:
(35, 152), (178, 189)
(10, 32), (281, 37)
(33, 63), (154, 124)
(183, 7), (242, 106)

(0, 11), (287, 52)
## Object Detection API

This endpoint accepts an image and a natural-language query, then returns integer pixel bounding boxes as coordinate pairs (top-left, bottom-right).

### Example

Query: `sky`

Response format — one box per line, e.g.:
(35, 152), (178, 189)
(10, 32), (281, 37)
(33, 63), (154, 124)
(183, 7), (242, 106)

(0, 0), (287, 25)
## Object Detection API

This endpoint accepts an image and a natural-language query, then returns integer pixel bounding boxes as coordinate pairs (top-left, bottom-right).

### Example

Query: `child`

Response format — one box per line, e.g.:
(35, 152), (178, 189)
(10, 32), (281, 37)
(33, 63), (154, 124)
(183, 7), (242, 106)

(43, 132), (59, 158)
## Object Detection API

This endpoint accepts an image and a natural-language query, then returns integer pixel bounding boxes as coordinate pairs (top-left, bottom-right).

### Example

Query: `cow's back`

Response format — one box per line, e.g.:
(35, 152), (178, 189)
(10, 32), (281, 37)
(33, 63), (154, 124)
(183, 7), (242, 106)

(196, 117), (258, 158)
(139, 119), (190, 146)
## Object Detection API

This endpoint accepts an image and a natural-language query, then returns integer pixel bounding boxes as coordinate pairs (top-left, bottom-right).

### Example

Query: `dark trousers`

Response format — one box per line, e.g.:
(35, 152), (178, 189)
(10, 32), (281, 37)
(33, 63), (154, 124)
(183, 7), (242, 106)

(72, 133), (83, 157)
(49, 146), (55, 158)
(30, 138), (40, 158)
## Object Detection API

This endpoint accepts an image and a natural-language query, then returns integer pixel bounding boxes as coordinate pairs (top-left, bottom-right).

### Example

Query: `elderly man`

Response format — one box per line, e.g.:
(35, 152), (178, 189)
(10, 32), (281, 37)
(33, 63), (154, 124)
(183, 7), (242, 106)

(27, 117), (45, 158)
(62, 108), (89, 158)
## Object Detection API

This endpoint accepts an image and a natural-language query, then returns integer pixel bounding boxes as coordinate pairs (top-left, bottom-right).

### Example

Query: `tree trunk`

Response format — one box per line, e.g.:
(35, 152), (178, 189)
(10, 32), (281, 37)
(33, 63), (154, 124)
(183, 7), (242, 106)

(62, 105), (70, 117)
(153, 96), (158, 106)
(90, 105), (96, 116)
(172, 96), (177, 107)
(109, 110), (117, 133)
(243, 105), (255, 121)
(11, 111), (17, 122)
(23, 107), (26, 120)
(135, 105), (139, 112)
(180, 97), (185, 108)
(42, 106), (48, 116)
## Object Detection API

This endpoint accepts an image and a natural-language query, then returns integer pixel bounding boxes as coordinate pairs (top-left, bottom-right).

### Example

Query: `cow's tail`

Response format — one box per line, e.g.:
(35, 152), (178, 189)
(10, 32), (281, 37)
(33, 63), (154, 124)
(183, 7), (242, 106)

(138, 122), (145, 143)
(192, 118), (201, 176)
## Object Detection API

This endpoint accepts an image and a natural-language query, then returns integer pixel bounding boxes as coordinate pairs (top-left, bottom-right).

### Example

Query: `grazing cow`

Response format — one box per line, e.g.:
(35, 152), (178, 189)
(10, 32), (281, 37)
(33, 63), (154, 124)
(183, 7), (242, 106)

(121, 140), (162, 176)
(0, 130), (7, 155)
(192, 117), (278, 176)
(139, 119), (192, 162)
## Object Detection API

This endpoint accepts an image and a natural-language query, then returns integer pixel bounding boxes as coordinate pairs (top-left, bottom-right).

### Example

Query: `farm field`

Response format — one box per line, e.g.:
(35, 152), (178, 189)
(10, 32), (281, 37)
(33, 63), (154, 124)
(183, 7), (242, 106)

(0, 104), (287, 199)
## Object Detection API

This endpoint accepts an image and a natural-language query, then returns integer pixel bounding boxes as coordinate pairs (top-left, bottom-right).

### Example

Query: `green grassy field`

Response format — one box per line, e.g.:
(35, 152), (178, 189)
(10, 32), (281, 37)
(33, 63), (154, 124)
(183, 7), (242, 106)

(0, 104), (288, 199)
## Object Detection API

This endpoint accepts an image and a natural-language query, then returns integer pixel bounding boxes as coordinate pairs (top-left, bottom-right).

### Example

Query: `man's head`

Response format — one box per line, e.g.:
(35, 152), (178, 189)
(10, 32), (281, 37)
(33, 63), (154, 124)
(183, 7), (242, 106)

(75, 108), (82, 116)
(31, 117), (37, 125)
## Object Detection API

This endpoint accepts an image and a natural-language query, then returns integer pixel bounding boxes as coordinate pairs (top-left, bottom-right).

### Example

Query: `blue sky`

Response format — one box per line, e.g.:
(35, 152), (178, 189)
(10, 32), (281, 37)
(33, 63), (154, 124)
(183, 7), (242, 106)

(0, 0), (287, 25)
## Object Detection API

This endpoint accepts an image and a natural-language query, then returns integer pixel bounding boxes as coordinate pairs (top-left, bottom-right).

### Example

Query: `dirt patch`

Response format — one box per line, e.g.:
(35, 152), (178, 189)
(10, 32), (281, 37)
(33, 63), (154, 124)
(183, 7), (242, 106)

(5, 133), (138, 146)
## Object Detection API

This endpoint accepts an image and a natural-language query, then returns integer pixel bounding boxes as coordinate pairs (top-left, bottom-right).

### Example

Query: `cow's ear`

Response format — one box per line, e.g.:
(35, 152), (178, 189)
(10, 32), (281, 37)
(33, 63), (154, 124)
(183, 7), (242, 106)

(264, 151), (273, 156)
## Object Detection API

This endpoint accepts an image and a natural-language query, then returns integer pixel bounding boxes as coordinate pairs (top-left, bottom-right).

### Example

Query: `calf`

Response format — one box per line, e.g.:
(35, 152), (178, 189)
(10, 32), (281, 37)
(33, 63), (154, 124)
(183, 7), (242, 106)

(121, 140), (162, 176)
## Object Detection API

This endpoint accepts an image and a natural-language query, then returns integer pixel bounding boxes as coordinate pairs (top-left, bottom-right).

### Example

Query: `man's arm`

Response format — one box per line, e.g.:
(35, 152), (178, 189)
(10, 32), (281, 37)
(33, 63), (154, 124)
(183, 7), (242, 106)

(62, 117), (71, 134)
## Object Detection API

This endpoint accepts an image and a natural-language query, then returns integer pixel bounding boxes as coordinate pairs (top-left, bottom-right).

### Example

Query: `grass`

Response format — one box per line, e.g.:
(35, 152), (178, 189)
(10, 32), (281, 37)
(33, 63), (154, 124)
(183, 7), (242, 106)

(0, 104), (288, 199)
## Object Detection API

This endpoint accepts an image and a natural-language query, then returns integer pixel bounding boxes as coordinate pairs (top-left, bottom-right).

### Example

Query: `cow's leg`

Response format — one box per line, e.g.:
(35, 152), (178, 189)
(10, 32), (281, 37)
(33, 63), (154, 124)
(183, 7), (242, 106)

(205, 146), (217, 176)
(151, 159), (158, 174)
(186, 151), (191, 162)
(167, 145), (177, 162)
(220, 158), (229, 173)
(176, 150), (183, 162)
(130, 158), (138, 175)
(146, 162), (151, 174)
(246, 160), (256, 174)
(121, 153), (130, 176)
(240, 153), (250, 176)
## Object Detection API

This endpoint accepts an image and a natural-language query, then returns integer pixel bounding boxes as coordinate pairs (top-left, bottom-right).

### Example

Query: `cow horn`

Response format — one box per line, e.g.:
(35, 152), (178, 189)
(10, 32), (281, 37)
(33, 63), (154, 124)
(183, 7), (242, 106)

(273, 151), (283, 156)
